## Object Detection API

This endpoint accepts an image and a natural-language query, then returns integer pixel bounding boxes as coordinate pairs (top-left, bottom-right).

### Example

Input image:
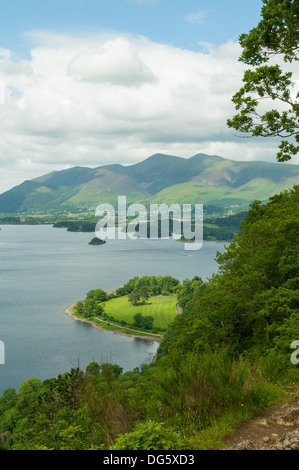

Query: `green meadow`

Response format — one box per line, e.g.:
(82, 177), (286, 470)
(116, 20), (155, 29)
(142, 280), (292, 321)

(103, 295), (177, 330)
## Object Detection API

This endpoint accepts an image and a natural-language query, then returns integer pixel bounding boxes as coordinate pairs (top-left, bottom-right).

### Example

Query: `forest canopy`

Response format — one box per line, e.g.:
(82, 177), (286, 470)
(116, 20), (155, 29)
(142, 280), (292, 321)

(159, 185), (299, 363)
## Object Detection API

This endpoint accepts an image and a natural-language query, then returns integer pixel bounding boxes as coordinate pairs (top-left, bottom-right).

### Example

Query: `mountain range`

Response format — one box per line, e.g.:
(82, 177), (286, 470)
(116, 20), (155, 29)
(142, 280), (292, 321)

(0, 153), (298, 215)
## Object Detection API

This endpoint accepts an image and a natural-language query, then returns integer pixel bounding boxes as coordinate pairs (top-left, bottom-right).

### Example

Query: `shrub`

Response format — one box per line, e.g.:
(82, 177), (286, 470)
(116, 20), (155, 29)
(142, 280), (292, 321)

(110, 421), (186, 450)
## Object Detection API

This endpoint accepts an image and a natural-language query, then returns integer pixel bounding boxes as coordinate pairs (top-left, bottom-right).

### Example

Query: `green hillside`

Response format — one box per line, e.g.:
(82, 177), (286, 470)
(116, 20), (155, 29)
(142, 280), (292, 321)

(0, 153), (298, 215)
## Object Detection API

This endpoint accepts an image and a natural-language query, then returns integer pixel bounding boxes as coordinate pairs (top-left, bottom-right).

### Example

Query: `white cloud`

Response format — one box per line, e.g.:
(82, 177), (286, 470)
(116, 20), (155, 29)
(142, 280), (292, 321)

(0, 31), (297, 193)
(67, 38), (157, 86)
(197, 41), (214, 54)
(0, 48), (11, 61)
(183, 11), (206, 25)
(0, 60), (33, 77)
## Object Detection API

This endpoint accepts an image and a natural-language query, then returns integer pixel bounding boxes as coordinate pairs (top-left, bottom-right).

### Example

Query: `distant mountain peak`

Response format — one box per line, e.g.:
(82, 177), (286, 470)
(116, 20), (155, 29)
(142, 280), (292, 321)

(147, 152), (182, 159)
(190, 153), (224, 161)
(0, 153), (297, 214)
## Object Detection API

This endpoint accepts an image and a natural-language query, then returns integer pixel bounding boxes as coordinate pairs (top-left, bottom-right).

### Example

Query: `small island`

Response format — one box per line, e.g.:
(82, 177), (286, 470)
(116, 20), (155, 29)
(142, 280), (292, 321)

(88, 237), (106, 245)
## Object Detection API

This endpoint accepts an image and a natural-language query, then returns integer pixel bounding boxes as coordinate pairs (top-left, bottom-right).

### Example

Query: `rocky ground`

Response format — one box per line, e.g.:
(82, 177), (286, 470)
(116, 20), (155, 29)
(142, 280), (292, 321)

(223, 388), (299, 450)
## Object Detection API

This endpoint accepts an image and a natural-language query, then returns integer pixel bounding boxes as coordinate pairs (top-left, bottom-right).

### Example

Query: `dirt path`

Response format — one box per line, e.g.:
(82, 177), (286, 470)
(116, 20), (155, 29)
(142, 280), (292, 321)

(224, 387), (299, 450)
(176, 303), (182, 314)
(93, 315), (162, 339)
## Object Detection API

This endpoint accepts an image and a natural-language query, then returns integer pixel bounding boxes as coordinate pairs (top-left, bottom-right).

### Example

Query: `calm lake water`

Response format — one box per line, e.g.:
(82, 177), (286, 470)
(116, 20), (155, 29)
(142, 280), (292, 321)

(0, 224), (226, 394)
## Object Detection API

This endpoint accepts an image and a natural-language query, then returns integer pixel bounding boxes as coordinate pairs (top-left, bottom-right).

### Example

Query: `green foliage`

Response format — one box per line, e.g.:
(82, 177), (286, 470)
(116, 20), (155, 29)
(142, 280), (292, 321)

(86, 362), (101, 376)
(176, 276), (206, 311)
(139, 349), (284, 434)
(128, 289), (142, 306)
(74, 289), (107, 319)
(16, 378), (43, 413)
(110, 421), (186, 450)
(0, 389), (18, 415)
(239, 0), (299, 65)
(116, 275), (180, 298)
(227, 0), (299, 161)
(86, 288), (108, 303)
(0, 186), (297, 450)
(164, 186), (299, 362)
(99, 293), (176, 332)
(74, 279), (177, 332)
(133, 313), (154, 330)
(53, 220), (96, 232)
(88, 237), (106, 245)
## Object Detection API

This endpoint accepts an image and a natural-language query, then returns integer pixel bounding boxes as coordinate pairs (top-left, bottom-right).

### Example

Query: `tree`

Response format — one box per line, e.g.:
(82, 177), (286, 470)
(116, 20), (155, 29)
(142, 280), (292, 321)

(93, 302), (105, 317)
(0, 389), (18, 415)
(110, 364), (123, 378)
(17, 378), (43, 412)
(139, 286), (149, 304)
(164, 186), (299, 359)
(142, 315), (154, 330)
(86, 289), (107, 302)
(227, 0), (299, 162)
(128, 289), (141, 306)
(74, 301), (84, 315)
(133, 313), (143, 328)
(82, 298), (96, 318)
(86, 361), (101, 376)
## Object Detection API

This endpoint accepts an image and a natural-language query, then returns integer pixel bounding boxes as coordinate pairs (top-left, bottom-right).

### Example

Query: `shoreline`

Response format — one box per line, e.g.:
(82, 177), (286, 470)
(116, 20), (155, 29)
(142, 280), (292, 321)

(64, 303), (162, 343)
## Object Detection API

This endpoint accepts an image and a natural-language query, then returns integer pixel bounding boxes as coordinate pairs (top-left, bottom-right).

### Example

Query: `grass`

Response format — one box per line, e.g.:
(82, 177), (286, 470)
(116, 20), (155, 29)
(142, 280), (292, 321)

(102, 295), (177, 330)
(149, 182), (230, 205)
(187, 409), (251, 450)
(71, 306), (162, 338)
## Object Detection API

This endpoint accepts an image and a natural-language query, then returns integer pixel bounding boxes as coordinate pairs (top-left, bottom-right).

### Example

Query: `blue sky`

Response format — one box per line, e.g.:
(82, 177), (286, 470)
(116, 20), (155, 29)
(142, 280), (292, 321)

(1, 0), (262, 57)
(0, 0), (297, 193)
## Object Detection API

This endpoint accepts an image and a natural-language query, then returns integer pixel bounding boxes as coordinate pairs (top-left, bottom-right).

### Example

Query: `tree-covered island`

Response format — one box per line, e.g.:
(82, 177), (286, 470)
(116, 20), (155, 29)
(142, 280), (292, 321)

(88, 237), (106, 245)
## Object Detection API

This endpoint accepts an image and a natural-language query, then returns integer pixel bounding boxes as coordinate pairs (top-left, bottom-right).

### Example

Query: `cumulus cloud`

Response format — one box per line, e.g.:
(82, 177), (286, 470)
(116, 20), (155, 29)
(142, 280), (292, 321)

(0, 60), (33, 77)
(67, 38), (157, 86)
(0, 30), (297, 193)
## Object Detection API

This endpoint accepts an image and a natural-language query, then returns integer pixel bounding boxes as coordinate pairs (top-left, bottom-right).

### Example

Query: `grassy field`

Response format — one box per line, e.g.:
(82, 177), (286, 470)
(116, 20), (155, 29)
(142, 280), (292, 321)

(103, 295), (178, 330)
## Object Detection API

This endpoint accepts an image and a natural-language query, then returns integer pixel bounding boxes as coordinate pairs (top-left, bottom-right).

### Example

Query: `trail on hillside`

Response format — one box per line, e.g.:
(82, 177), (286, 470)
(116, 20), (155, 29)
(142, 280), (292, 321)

(224, 388), (299, 450)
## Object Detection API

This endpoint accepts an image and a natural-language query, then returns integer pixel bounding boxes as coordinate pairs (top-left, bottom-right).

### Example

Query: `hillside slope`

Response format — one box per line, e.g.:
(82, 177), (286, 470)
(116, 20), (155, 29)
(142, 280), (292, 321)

(0, 153), (298, 214)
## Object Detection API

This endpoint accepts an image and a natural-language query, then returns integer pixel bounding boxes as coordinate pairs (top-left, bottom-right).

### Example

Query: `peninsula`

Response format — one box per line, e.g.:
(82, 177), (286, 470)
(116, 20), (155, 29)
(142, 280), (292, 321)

(65, 275), (184, 341)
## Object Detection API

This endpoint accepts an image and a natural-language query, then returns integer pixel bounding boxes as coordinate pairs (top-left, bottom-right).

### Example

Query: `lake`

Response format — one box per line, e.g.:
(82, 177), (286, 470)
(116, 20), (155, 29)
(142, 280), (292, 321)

(0, 224), (226, 394)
